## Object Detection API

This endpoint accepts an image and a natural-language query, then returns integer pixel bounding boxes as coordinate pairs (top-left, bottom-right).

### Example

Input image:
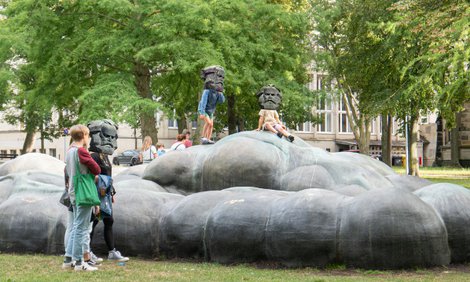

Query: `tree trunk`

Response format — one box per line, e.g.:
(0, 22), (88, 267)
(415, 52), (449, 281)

(341, 92), (371, 155)
(238, 117), (245, 132)
(134, 61), (158, 143)
(450, 112), (461, 167)
(407, 117), (419, 176)
(227, 94), (237, 134)
(176, 114), (187, 134)
(358, 120), (371, 155)
(134, 127), (138, 150)
(22, 130), (36, 154)
(40, 123), (45, 153)
(381, 115), (393, 166)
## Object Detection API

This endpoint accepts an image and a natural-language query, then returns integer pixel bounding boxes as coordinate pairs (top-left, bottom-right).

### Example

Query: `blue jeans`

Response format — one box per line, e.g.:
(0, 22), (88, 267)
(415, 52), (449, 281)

(65, 204), (92, 261)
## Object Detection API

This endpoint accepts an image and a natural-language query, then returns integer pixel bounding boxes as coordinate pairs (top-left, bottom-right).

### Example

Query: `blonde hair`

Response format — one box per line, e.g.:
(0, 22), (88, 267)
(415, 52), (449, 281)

(141, 136), (153, 151)
(70, 124), (89, 142)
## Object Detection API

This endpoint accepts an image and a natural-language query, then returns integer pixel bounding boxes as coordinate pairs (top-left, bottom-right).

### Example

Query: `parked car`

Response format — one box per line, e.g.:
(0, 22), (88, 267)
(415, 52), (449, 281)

(112, 150), (142, 166)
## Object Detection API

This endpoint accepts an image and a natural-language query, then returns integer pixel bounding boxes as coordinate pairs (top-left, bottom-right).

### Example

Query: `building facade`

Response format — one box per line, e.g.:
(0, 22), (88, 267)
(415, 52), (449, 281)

(0, 72), (445, 166)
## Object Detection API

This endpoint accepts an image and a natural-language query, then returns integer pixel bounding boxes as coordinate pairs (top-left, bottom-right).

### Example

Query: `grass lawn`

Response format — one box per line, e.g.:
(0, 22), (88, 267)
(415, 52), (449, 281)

(393, 166), (470, 188)
(0, 254), (469, 282)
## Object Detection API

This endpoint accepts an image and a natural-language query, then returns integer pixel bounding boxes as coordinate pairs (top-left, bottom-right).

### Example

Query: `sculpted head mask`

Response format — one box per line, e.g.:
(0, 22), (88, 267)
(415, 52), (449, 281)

(88, 119), (118, 155)
(201, 65), (225, 92)
(256, 85), (282, 110)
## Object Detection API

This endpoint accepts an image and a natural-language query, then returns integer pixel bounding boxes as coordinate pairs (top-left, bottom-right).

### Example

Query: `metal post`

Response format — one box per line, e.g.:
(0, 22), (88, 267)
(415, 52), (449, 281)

(63, 135), (66, 162)
(405, 116), (410, 175)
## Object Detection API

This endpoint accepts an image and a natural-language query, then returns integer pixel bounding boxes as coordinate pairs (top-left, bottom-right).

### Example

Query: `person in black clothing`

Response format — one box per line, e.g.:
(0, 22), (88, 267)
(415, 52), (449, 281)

(87, 120), (129, 263)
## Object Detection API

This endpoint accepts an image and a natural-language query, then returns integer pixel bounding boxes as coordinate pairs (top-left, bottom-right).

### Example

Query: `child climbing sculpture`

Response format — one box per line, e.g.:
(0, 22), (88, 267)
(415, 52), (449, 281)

(256, 85), (295, 142)
(198, 65), (225, 144)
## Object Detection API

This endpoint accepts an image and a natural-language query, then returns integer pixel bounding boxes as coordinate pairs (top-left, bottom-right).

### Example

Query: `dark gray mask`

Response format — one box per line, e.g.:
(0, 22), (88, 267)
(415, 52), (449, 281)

(257, 85), (282, 110)
(201, 65), (225, 92)
(88, 119), (118, 155)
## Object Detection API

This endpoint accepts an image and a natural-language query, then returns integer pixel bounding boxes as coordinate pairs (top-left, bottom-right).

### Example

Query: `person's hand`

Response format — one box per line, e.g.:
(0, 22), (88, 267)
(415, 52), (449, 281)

(112, 195), (115, 203)
(255, 128), (260, 131)
(199, 114), (206, 120)
(94, 206), (100, 215)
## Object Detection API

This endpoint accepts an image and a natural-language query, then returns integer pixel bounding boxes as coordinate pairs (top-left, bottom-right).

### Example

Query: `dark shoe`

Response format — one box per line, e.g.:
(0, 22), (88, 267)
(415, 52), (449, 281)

(276, 131), (283, 138)
(288, 135), (295, 142)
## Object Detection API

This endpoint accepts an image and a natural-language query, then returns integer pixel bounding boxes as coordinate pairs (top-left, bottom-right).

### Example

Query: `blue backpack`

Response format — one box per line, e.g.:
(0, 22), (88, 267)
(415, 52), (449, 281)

(96, 174), (113, 217)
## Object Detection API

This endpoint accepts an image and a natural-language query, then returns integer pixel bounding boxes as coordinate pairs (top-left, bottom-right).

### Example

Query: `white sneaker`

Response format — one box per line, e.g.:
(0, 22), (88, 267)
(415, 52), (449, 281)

(108, 249), (129, 262)
(74, 261), (98, 271)
(90, 251), (103, 263)
(61, 261), (75, 270)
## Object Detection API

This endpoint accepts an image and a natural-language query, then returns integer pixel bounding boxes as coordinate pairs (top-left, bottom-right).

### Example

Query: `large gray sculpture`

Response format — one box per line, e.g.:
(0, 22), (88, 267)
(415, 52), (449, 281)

(1, 132), (470, 269)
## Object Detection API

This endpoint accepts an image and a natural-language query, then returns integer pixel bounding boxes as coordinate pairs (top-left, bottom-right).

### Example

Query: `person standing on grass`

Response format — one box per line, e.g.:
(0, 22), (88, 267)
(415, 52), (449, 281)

(87, 120), (129, 264)
(198, 65), (225, 144)
(62, 124), (101, 271)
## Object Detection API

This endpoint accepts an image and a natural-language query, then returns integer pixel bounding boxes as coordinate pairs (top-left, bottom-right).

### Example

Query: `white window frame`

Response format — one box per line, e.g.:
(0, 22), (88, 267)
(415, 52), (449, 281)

(167, 110), (178, 129)
(338, 100), (352, 133)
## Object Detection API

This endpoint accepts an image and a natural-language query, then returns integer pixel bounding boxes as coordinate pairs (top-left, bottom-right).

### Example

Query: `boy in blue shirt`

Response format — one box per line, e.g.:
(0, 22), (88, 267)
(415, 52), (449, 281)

(198, 66), (225, 144)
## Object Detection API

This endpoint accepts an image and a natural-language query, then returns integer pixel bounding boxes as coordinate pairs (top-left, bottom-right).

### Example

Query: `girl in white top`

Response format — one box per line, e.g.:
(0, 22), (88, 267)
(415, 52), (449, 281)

(170, 134), (186, 151)
(140, 136), (157, 163)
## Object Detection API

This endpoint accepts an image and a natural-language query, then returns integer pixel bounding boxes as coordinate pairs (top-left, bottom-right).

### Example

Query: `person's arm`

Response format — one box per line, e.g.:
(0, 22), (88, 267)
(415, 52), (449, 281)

(78, 147), (101, 175)
(217, 92), (225, 104)
(198, 90), (209, 116)
(151, 145), (157, 158)
(256, 111), (264, 131)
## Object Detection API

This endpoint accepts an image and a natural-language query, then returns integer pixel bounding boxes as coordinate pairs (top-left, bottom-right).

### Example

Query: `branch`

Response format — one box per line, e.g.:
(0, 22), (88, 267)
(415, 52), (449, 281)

(74, 12), (128, 27)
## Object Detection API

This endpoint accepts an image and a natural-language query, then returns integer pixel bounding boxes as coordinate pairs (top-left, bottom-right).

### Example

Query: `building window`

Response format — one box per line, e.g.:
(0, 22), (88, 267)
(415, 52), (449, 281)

(39, 149), (46, 154)
(168, 119), (177, 128)
(316, 75), (325, 90)
(0, 150), (7, 155)
(49, 148), (56, 157)
(338, 100), (352, 133)
(10, 149), (16, 155)
(296, 122), (312, 132)
(316, 97), (332, 133)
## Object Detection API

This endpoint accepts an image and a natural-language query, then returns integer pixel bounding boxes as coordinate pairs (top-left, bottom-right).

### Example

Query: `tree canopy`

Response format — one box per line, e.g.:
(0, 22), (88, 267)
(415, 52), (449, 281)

(0, 0), (313, 147)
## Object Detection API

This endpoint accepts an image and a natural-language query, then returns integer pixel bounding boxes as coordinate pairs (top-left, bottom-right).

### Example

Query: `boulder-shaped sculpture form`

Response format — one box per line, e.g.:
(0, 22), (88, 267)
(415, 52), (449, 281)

(0, 171), (66, 254)
(143, 131), (396, 194)
(159, 190), (234, 258)
(415, 183), (470, 263)
(204, 189), (289, 263)
(338, 188), (450, 269)
(266, 189), (348, 267)
(0, 153), (65, 176)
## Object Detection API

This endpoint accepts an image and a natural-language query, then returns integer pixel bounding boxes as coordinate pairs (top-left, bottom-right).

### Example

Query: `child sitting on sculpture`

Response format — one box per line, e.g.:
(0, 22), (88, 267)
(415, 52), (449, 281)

(255, 85), (294, 142)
